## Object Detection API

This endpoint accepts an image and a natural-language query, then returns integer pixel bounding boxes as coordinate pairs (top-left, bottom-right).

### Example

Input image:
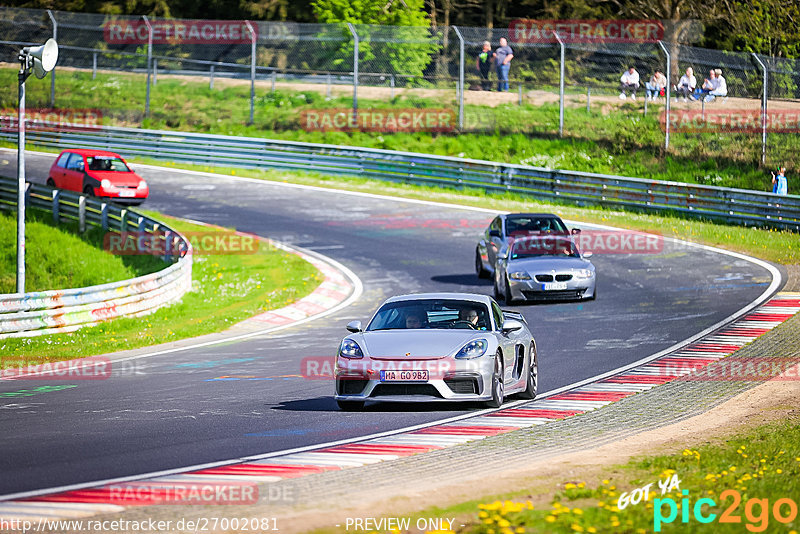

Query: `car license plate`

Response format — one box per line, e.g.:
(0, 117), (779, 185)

(380, 370), (429, 382)
(118, 190), (136, 197)
(542, 282), (568, 290)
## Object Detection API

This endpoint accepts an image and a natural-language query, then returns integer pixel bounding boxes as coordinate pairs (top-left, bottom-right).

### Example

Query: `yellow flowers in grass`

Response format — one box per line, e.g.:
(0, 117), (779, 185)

(682, 448), (701, 460)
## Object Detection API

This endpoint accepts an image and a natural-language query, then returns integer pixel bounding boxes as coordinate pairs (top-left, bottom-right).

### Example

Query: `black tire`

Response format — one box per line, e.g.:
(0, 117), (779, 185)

(504, 275), (515, 305)
(519, 345), (538, 399)
(493, 276), (502, 301)
(486, 352), (504, 408)
(83, 185), (94, 197)
(337, 400), (365, 411)
(46, 178), (56, 187)
(475, 248), (489, 279)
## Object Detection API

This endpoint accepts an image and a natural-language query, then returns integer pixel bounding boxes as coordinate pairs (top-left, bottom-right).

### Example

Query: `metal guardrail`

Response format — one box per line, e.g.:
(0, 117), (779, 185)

(1, 124), (799, 231)
(0, 176), (192, 338)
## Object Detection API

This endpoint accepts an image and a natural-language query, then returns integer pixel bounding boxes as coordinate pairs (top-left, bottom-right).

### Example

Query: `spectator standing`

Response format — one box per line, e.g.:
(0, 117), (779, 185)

(645, 70), (667, 101)
(772, 167), (788, 195)
(619, 66), (640, 100)
(675, 67), (696, 102)
(476, 41), (493, 91)
(495, 37), (514, 92)
(704, 68), (728, 102)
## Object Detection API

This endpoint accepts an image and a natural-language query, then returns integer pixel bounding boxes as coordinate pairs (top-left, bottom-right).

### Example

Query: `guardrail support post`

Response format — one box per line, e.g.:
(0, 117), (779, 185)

(120, 209), (127, 231)
(245, 21), (256, 126)
(347, 23), (359, 116)
(453, 26), (465, 131)
(586, 87), (591, 112)
(209, 64), (215, 89)
(92, 52), (97, 80)
(52, 189), (60, 224)
(78, 195), (86, 233)
(142, 15), (153, 122)
(137, 216), (146, 234)
(657, 41), (671, 150)
(553, 31), (565, 138)
(390, 74), (395, 99)
(100, 202), (108, 229)
(153, 58), (158, 86)
(46, 10), (57, 108)
(752, 53), (768, 165)
(271, 69), (276, 93)
(326, 72), (332, 98)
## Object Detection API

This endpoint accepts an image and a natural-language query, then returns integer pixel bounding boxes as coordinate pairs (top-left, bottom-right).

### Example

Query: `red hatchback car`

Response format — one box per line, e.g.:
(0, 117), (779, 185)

(47, 149), (148, 205)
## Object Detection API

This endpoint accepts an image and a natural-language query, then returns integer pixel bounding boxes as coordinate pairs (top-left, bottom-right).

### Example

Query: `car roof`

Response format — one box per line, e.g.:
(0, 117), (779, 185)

(383, 292), (493, 306)
(503, 213), (564, 220)
(60, 149), (123, 158)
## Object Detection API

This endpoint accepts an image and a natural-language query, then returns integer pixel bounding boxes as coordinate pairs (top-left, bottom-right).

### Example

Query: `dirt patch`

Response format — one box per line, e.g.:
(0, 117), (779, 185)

(272, 369), (800, 533)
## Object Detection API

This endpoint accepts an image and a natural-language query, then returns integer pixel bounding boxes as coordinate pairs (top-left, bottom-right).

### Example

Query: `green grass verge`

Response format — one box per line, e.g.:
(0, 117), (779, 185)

(0, 208), (163, 293)
(2, 67), (796, 191)
(0, 212), (322, 361)
(359, 415), (800, 534)
(127, 158), (800, 265)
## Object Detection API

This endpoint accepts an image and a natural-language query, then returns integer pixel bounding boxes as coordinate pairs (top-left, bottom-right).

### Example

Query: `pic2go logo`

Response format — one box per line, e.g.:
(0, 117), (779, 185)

(654, 489), (799, 532)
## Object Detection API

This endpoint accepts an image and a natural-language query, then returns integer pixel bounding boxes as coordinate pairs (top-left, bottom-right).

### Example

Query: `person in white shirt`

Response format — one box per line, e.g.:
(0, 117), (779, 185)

(645, 70), (667, 101)
(619, 66), (640, 100)
(705, 68), (728, 102)
(675, 67), (696, 102)
(695, 69), (716, 100)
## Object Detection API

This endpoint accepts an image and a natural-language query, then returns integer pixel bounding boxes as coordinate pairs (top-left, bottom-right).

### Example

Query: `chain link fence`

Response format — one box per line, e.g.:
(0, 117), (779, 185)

(2, 7), (800, 169)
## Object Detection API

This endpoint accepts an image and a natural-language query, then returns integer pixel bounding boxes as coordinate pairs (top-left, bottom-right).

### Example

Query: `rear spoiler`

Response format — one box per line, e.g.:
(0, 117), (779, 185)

(501, 310), (527, 324)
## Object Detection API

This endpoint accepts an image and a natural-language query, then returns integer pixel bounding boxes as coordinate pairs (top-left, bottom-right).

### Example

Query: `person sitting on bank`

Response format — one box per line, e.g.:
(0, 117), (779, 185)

(619, 66), (640, 100)
(645, 70), (667, 101)
(675, 67), (696, 102)
(694, 69), (716, 100)
(704, 68), (728, 102)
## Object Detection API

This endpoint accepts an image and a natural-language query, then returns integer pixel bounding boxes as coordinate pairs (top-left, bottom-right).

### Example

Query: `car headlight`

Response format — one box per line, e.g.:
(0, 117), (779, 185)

(100, 179), (111, 189)
(455, 339), (488, 359)
(137, 180), (147, 190)
(508, 271), (532, 280)
(575, 268), (594, 279)
(338, 339), (364, 359)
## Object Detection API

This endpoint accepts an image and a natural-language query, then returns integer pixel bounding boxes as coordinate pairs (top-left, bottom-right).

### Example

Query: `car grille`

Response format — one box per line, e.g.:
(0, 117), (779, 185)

(444, 377), (479, 395)
(522, 289), (586, 301)
(371, 384), (442, 397)
(535, 274), (554, 282)
(337, 379), (368, 395)
(555, 274), (573, 282)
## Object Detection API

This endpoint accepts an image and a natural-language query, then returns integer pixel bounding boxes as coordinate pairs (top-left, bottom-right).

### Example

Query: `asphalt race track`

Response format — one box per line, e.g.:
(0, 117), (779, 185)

(0, 150), (782, 496)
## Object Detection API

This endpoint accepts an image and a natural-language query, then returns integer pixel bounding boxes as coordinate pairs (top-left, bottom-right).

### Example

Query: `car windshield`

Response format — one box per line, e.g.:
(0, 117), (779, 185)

(86, 156), (130, 172)
(505, 216), (567, 236)
(367, 299), (490, 331)
(510, 237), (581, 259)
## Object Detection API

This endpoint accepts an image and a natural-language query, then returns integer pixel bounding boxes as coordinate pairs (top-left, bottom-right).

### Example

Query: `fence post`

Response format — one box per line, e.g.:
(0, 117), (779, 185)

(153, 58), (158, 86)
(586, 87), (591, 112)
(245, 20), (256, 126)
(142, 15), (153, 121)
(52, 189), (60, 224)
(752, 53), (768, 165)
(390, 74), (395, 99)
(326, 72), (332, 98)
(271, 69), (276, 93)
(46, 10), (57, 108)
(453, 26), (465, 131)
(78, 196), (86, 233)
(553, 31), (565, 138)
(92, 52), (97, 80)
(657, 41), (671, 150)
(209, 64), (215, 89)
(347, 22), (358, 116)
(120, 209), (128, 231)
(100, 202), (108, 229)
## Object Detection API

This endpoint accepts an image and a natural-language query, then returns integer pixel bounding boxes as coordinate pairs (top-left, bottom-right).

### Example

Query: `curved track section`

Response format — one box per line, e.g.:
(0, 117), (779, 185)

(0, 150), (782, 496)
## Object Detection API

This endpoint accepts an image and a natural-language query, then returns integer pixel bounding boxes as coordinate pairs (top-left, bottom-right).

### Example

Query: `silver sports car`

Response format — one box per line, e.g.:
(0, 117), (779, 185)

(334, 293), (538, 410)
(494, 235), (596, 303)
(476, 213), (579, 279)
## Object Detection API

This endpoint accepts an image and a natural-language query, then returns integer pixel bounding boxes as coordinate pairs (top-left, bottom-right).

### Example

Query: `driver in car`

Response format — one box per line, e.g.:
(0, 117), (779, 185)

(459, 308), (479, 326)
(404, 311), (427, 329)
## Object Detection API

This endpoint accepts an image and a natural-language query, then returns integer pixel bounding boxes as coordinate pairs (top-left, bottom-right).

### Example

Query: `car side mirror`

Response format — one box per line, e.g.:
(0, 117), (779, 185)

(583, 251), (593, 259)
(77, 162), (85, 171)
(489, 229), (501, 238)
(346, 320), (362, 333)
(501, 319), (523, 333)
(571, 228), (581, 235)
(496, 252), (508, 260)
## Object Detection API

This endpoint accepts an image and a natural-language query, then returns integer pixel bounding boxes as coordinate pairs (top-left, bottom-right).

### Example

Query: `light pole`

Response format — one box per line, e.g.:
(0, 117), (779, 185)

(16, 38), (58, 294)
